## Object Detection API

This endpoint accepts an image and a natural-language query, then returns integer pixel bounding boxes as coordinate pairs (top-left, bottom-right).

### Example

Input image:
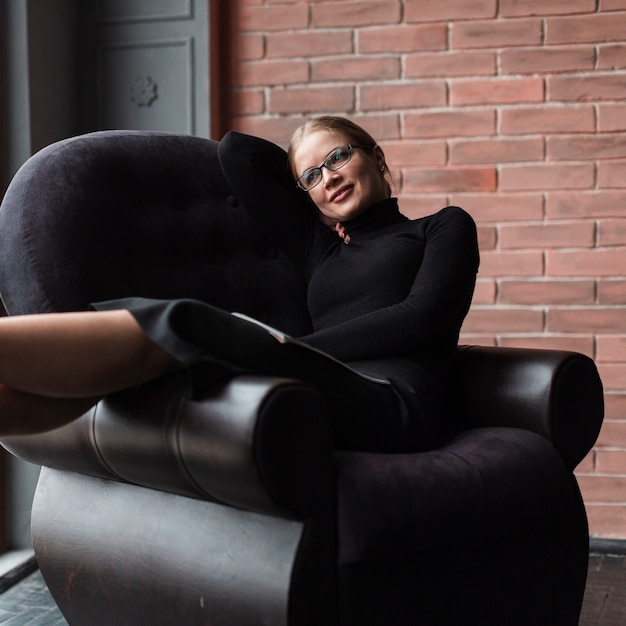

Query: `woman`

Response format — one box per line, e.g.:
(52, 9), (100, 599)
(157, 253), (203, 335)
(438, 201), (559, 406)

(0, 117), (479, 451)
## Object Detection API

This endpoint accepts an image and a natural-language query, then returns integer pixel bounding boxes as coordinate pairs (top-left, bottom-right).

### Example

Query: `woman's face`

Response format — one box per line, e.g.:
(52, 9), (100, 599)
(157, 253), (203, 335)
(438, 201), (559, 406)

(292, 129), (388, 223)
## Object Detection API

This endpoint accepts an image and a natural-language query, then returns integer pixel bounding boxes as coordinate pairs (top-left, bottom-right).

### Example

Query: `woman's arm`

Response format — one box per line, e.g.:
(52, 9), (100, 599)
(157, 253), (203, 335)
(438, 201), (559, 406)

(299, 207), (480, 362)
(218, 131), (320, 267)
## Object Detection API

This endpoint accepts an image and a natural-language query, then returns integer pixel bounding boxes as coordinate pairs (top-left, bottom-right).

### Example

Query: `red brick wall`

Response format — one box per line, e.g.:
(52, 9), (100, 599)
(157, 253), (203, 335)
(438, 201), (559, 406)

(220, 0), (626, 538)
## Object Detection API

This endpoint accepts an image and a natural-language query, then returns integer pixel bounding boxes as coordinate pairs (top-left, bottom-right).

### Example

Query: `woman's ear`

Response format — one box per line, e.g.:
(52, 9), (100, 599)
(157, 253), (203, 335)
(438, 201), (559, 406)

(374, 145), (386, 169)
(374, 145), (393, 197)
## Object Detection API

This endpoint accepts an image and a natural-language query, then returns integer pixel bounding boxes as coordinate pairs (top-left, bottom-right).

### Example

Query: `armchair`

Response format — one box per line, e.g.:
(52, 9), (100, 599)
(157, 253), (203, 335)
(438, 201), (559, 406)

(0, 131), (603, 625)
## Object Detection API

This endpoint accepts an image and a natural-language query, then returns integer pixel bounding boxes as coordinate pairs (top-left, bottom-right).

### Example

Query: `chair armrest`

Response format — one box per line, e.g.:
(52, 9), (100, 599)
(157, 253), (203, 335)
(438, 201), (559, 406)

(447, 345), (604, 469)
(1, 373), (333, 518)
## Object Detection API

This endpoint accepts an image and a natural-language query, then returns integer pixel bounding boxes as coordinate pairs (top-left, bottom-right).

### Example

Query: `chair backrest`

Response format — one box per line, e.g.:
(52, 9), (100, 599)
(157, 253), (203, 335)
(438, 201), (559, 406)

(0, 131), (312, 337)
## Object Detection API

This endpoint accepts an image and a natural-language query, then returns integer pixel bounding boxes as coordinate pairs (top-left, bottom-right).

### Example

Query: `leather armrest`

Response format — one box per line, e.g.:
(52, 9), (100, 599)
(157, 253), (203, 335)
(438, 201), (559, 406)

(1, 373), (333, 519)
(447, 345), (604, 469)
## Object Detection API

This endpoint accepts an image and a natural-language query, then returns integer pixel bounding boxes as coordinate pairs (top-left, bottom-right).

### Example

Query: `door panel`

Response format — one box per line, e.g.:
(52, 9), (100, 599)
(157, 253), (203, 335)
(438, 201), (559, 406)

(96, 0), (193, 22)
(82, 0), (209, 137)
(98, 38), (194, 134)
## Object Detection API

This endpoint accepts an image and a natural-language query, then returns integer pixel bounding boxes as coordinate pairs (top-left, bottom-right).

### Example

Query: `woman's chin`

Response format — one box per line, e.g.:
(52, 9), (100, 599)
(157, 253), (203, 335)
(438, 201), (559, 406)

(319, 199), (366, 224)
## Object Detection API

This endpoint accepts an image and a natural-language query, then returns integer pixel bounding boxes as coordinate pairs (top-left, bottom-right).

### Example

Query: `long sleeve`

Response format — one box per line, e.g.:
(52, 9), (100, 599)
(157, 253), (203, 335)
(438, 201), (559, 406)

(299, 206), (479, 362)
(218, 130), (321, 267)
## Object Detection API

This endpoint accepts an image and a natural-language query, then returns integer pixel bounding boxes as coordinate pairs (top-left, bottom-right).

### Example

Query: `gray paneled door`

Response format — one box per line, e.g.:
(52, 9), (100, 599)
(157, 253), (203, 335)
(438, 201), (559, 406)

(81, 0), (210, 137)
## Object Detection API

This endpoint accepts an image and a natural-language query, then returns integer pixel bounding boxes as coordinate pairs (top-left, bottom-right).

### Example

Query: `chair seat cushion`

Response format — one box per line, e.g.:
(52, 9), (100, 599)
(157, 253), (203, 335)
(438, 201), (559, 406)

(335, 426), (577, 565)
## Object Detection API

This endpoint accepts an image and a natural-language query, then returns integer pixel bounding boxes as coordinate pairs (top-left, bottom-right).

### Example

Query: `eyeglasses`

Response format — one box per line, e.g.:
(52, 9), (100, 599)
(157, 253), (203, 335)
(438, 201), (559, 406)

(296, 144), (372, 191)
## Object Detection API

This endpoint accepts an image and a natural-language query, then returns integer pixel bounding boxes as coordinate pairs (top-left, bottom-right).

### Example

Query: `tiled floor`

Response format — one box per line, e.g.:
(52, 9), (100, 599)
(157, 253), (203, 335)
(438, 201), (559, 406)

(580, 541), (626, 626)
(0, 570), (66, 625)
(0, 542), (624, 625)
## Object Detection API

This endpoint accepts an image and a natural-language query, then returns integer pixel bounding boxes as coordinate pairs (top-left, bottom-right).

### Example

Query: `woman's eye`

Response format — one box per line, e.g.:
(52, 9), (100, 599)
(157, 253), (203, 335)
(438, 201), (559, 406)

(331, 149), (343, 163)
(305, 170), (318, 184)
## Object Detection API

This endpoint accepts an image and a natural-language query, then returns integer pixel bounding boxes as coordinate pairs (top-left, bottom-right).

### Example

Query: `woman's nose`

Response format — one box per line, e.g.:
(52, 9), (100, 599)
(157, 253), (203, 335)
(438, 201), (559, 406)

(322, 167), (340, 186)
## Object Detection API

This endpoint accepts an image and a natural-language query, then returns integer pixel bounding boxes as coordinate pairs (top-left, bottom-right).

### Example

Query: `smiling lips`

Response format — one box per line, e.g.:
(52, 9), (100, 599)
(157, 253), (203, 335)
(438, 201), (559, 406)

(330, 184), (354, 203)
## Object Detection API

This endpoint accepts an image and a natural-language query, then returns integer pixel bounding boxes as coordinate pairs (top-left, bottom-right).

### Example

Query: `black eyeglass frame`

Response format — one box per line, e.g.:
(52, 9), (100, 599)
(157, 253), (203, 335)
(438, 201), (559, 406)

(295, 144), (373, 191)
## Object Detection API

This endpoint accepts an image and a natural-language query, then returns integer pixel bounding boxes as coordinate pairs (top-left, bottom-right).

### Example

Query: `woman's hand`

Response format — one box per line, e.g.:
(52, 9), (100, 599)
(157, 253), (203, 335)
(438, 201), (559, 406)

(317, 212), (351, 244)
(334, 222), (351, 244)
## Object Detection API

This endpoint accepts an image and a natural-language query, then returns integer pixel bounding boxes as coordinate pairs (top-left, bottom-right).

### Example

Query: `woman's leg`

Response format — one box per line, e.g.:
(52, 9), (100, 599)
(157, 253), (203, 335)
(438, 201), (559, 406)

(0, 309), (182, 433)
(0, 386), (101, 436)
(117, 298), (419, 451)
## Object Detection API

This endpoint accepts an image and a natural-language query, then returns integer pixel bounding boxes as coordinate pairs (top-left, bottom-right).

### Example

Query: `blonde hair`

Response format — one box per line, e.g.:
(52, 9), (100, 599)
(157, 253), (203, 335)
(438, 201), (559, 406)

(288, 116), (393, 196)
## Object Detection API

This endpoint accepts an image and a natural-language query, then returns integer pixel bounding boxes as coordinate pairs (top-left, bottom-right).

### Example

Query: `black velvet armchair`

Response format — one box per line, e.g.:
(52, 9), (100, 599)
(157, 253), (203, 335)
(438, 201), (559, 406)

(0, 131), (604, 626)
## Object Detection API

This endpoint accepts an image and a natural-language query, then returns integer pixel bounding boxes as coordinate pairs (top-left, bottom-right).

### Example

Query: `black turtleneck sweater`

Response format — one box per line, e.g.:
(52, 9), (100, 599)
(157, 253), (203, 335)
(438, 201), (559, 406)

(300, 199), (479, 365)
(216, 131), (479, 370)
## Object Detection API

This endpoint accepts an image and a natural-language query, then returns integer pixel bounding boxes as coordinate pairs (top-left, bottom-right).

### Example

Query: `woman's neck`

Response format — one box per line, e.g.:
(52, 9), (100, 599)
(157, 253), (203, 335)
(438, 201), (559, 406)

(334, 198), (405, 244)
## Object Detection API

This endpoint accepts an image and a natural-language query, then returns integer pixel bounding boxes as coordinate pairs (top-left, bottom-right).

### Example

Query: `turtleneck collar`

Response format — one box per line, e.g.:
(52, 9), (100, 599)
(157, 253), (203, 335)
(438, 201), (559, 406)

(340, 197), (406, 235)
